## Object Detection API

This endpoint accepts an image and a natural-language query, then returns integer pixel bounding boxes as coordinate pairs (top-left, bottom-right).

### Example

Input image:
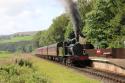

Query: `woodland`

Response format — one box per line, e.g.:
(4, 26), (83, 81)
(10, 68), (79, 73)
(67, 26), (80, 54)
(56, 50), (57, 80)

(34, 0), (125, 48)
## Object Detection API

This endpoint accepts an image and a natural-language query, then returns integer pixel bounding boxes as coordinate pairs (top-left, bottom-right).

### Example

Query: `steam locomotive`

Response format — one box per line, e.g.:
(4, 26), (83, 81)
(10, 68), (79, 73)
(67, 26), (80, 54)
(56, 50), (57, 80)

(35, 40), (94, 66)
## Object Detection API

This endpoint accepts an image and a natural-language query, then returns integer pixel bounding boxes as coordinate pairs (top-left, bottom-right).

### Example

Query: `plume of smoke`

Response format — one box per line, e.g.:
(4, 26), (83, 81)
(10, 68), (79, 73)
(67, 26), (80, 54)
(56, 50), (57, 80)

(63, 0), (83, 42)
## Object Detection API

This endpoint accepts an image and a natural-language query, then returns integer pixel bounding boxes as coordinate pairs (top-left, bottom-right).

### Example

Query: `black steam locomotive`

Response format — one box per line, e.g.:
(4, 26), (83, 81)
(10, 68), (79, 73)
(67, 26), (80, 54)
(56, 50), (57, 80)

(35, 40), (93, 66)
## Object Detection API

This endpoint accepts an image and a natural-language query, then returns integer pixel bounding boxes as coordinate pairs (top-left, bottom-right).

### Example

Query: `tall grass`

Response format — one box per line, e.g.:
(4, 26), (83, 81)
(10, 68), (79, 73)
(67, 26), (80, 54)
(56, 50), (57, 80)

(0, 59), (50, 83)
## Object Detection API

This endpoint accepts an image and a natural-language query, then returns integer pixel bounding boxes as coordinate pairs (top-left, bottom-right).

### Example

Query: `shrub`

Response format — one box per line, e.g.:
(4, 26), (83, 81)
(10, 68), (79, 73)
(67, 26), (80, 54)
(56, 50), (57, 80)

(0, 62), (50, 83)
(16, 59), (32, 68)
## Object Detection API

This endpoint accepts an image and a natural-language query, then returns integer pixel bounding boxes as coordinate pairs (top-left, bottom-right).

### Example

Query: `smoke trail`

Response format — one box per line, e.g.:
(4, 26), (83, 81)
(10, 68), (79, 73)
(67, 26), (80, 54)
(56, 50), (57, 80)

(61, 0), (83, 42)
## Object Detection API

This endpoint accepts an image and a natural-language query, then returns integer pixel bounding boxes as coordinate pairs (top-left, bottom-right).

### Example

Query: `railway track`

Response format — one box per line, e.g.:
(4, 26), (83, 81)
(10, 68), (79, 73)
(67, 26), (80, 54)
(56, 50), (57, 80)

(41, 57), (125, 83)
(72, 66), (125, 83)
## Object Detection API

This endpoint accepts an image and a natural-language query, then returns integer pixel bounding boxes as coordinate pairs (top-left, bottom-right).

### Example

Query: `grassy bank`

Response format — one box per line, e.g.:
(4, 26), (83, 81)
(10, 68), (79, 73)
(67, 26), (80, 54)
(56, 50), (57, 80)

(31, 56), (100, 83)
(0, 53), (100, 83)
(0, 55), (50, 83)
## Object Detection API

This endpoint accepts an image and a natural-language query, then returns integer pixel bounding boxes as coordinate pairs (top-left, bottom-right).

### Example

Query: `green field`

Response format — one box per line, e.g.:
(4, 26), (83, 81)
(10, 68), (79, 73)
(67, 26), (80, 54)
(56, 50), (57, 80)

(32, 56), (100, 83)
(0, 51), (12, 58)
(0, 53), (100, 83)
(0, 36), (33, 44)
(0, 54), (49, 83)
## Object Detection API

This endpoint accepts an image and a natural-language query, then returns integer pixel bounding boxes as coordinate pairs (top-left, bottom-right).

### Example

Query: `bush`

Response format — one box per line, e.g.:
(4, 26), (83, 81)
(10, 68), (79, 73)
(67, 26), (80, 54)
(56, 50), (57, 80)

(16, 59), (32, 68)
(0, 61), (50, 83)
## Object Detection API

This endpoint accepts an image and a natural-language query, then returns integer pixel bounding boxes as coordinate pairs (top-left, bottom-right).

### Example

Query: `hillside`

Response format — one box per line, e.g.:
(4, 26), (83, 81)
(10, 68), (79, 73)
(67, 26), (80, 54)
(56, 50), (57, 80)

(0, 31), (38, 52)
(0, 31), (38, 40)
(13, 31), (38, 36)
(0, 36), (33, 44)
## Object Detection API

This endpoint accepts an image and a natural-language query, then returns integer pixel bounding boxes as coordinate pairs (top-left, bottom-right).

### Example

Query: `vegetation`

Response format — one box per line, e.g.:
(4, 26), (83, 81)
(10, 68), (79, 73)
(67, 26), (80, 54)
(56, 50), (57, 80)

(83, 0), (125, 48)
(2, 1), (122, 82)
(33, 14), (70, 47)
(0, 36), (33, 44)
(0, 31), (37, 53)
(1, 0), (124, 52)
(33, 0), (125, 48)
(1, 0), (125, 53)
(0, 41), (33, 53)
(0, 35), (34, 53)
(0, 53), (49, 83)
(0, 51), (12, 58)
(0, 53), (99, 83)
(0, 59), (49, 83)
(30, 56), (100, 83)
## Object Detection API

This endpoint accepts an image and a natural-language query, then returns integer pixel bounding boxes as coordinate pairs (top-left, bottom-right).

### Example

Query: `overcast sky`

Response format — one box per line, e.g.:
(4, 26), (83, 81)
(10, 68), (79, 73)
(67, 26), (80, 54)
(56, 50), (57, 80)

(0, 0), (64, 35)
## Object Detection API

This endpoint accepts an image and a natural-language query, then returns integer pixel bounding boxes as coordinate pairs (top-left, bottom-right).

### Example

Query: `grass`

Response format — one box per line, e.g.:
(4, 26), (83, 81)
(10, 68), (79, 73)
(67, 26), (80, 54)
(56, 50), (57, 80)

(0, 51), (12, 58)
(0, 53), (100, 83)
(0, 36), (33, 44)
(0, 60), (49, 83)
(0, 51), (15, 66)
(31, 56), (100, 83)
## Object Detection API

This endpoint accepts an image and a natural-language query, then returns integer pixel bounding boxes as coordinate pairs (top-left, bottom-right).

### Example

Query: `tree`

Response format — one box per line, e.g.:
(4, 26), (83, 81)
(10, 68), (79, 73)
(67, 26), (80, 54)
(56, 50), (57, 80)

(34, 14), (70, 46)
(33, 0), (125, 48)
(33, 31), (43, 47)
(83, 0), (125, 48)
(48, 14), (70, 43)
(78, 0), (94, 21)
(39, 30), (50, 46)
(64, 21), (73, 39)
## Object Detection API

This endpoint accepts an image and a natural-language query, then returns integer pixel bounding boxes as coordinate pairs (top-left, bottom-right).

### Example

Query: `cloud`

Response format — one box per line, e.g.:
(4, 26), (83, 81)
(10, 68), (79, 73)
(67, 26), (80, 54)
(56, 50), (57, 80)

(0, 0), (64, 35)
(0, 0), (29, 8)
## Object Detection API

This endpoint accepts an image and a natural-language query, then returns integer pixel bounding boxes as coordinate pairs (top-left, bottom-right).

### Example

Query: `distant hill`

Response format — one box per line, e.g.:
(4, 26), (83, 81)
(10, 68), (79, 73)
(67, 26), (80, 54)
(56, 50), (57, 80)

(0, 36), (33, 44)
(0, 31), (38, 40)
(0, 35), (10, 40)
(12, 31), (38, 36)
(0, 31), (38, 52)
